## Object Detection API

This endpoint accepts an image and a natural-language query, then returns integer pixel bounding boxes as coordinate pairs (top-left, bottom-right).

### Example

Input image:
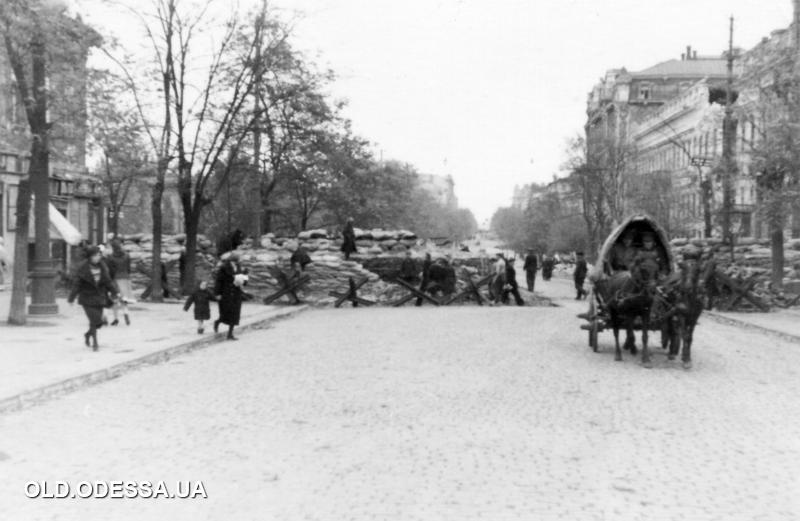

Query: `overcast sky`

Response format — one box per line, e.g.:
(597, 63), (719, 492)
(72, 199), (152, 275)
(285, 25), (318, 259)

(76, 0), (793, 225)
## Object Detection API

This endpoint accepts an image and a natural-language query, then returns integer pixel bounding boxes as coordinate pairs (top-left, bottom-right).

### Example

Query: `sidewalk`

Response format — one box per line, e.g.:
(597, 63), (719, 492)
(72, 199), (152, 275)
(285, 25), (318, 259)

(703, 308), (800, 342)
(0, 292), (307, 413)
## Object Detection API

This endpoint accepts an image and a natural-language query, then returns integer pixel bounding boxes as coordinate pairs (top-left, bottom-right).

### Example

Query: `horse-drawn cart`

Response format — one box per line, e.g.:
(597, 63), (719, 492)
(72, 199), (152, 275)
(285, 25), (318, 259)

(580, 215), (676, 359)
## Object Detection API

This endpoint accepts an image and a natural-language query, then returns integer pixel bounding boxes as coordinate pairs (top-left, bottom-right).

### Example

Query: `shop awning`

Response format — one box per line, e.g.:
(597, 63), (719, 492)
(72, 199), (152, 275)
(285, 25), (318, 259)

(49, 203), (82, 245)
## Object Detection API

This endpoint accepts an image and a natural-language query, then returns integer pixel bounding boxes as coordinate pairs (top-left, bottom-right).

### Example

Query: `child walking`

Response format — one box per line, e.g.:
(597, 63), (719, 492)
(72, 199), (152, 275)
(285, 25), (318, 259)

(183, 281), (216, 334)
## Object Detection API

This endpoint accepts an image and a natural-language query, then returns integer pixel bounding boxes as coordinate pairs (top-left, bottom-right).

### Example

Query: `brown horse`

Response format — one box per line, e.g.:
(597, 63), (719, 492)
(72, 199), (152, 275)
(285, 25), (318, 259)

(653, 256), (710, 369)
(594, 258), (661, 367)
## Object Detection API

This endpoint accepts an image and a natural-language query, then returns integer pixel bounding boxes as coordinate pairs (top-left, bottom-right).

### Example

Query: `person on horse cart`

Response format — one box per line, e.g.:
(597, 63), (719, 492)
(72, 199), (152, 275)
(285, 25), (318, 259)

(632, 231), (667, 280)
(609, 230), (637, 273)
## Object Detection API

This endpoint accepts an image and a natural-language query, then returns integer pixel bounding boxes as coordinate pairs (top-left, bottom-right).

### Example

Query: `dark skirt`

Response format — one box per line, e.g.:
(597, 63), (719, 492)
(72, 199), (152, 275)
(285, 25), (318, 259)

(218, 292), (242, 326)
(82, 305), (104, 328)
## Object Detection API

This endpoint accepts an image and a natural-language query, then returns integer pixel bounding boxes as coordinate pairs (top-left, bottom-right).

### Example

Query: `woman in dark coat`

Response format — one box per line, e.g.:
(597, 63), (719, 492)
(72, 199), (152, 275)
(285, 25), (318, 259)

(213, 253), (247, 340)
(68, 246), (118, 350)
(340, 217), (357, 260)
(415, 253), (433, 306)
(107, 239), (132, 325)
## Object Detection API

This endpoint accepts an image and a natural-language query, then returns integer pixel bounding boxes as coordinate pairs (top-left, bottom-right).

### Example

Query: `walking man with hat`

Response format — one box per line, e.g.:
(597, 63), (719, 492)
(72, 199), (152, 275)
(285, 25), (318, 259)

(523, 248), (538, 292)
(573, 251), (588, 300)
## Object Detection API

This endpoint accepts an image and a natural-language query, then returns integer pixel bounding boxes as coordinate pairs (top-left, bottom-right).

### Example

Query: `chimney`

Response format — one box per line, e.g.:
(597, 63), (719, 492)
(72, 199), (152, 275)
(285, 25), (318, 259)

(681, 53), (686, 60)
(686, 45), (692, 60)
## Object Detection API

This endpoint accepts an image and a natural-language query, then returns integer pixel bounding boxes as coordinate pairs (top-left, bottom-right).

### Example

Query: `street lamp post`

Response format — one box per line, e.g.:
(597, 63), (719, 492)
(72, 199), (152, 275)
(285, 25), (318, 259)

(27, 29), (58, 316)
(721, 16), (738, 261)
(28, 148), (58, 316)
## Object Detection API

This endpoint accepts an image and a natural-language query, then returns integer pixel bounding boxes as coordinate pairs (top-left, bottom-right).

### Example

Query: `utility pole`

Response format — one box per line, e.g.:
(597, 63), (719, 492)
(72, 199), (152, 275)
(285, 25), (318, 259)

(253, 0), (265, 237)
(721, 15), (738, 260)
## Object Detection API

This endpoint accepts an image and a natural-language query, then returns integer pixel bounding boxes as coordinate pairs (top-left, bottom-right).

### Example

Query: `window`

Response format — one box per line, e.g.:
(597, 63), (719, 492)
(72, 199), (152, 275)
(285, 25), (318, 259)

(638, 84), (651, 100)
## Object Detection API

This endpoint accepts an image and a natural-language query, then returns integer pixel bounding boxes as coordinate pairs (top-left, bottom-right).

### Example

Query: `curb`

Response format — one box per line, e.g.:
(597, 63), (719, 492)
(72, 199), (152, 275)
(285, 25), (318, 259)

(0, 305), (308, 415)
(704, 310), (800, 344)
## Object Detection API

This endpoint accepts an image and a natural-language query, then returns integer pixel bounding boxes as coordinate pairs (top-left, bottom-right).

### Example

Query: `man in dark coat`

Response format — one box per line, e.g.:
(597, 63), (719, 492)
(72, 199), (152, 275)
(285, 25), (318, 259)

(415, 252), (432, 306)
(541, 254), (555, 281)
(573, 251), (588, 300)
(214, 253), (247, 340)
(68, 246), (118, 350)
(428, 257), (456, 296)
(340, 217), (357, 260)
(610, 231), (637, 273)
(502, 257), (525, 306)
(398, 249), (418, 284)
(290, 246), (312, 272)
(523, 249), (538, 292)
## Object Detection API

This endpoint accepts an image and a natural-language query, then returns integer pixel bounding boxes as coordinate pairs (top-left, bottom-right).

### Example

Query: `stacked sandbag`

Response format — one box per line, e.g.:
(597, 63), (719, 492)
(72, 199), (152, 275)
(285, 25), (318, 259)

(119, 233), (216, 292)
(670, 236), (800, 309)
(117, 228), (515, 305)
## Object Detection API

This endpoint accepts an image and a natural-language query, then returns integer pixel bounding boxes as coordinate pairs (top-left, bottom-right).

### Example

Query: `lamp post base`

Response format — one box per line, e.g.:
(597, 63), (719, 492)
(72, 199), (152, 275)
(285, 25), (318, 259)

(28, 260), (59, 316)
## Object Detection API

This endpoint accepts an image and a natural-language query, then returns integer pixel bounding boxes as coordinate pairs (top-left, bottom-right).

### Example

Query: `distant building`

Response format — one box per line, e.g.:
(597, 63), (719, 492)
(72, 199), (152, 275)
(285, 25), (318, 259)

(417, 173), (457, 209)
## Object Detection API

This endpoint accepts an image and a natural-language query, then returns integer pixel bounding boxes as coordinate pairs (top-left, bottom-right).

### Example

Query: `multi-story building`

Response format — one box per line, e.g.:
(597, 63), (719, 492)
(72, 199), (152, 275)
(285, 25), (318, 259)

(0, 10), (102, 274)
(736, 24), (800, 239)
(582, 44), (786, 239)
(629, 78), (757, 238)
(585, 46), (729, 163)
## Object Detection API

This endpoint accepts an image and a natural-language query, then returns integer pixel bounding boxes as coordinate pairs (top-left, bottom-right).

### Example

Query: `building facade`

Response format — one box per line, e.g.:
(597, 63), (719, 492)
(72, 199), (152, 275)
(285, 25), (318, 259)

(0, 11), (103, 274)
(417, 173), (458, 209)
(581, 45), (785, 239)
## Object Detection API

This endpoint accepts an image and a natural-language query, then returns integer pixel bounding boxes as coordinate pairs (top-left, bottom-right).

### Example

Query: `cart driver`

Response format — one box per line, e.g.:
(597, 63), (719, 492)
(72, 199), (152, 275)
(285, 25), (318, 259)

(609, 230), (638, 273)
(632, 231), (667, 278)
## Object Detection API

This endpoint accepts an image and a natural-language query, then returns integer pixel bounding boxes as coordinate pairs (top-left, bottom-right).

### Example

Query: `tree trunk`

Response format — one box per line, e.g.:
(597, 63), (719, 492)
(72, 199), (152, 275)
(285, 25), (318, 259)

(110, 209), (119, 239)
(770, 223), (784, 289)
(150, 160), (166, 302)
(8, 179), (31, 325)
(259, 184), (271, 234)
(182, 208), (199, 295)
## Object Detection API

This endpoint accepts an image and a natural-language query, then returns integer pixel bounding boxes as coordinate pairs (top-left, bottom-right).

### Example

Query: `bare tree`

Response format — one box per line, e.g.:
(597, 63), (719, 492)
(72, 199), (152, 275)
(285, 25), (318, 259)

(87, 70), (150, 238)
(100, 0), (180, 301)
(1, 0), (98, 321)
(564, 136), (614, 258)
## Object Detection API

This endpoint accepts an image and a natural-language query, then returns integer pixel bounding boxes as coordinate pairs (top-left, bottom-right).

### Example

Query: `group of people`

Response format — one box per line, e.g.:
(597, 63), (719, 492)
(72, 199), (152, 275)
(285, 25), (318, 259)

(67, 240), (134, 350)
(68, 233), (251, 350)
(183, 251), (249, 341)
(489, 252), (525, 306)
(608, 230), (668, 278)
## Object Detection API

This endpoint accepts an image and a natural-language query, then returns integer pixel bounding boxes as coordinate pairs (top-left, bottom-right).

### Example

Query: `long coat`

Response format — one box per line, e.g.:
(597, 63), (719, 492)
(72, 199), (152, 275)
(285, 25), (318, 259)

(68, 260), (117, 308)
(523, 253), (538, 273)
(340, 222), (357, 255)
(107, 251), (131, 280)
(184, 288), (215, 321)
(215, 260), (245, 326)
(574, 258), (588, 284)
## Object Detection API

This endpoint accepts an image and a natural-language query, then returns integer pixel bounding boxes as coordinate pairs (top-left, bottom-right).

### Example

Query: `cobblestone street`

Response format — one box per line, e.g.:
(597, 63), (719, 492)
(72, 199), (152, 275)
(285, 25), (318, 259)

(1, 292), (799, 520)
